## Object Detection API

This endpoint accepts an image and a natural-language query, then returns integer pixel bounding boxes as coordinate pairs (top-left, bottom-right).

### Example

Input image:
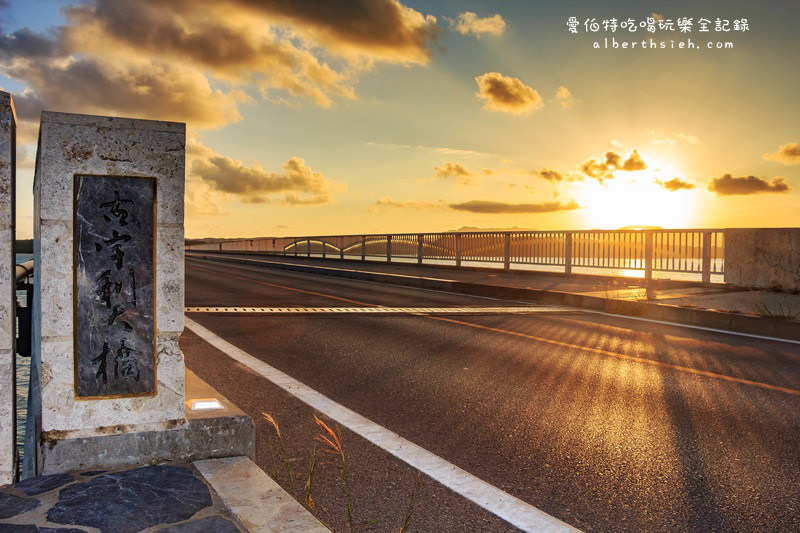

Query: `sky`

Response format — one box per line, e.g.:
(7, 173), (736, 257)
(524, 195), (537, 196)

(1, 0), (798, 239)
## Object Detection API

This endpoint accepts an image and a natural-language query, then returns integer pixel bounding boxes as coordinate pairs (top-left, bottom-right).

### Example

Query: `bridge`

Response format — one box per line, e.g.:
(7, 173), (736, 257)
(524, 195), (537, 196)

(1, 94), (799, 531)
(181, 250), (800, 531)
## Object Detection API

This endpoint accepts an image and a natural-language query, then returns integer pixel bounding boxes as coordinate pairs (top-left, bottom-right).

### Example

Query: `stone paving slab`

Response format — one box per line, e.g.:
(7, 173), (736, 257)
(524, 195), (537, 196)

(0, 463), (245, 532)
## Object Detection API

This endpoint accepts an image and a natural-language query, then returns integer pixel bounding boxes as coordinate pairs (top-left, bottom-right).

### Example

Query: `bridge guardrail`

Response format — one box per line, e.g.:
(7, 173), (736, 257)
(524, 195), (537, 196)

(187, 229), (725, 283)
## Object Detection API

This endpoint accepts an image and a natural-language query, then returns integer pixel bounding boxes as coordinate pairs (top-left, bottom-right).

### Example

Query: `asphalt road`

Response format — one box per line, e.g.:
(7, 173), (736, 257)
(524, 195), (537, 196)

(182, 255), (800, 532)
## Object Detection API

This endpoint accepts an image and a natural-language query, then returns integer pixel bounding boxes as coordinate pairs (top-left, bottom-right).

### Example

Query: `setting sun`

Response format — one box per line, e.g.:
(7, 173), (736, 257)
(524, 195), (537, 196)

(579, 162), (697, 229)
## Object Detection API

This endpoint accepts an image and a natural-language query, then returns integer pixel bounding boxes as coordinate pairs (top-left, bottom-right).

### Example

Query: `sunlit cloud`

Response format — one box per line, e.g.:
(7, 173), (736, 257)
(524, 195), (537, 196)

(657, 178), (695, 191)
(475, 72), (543, 115)
(0, 0), (440, 133)
(189, 140), (346, 205)
(580, 150), (647, 181)
(708, 174), (790, 195)
(433, 162), (476, 184)
(449, 199), (580, 214)
(449, 12), (506, 37)
(555, 86), (576, 108)
(651, 131), (701, 146)
(369, 196), (444, 211)
(764, 142), (800, 165)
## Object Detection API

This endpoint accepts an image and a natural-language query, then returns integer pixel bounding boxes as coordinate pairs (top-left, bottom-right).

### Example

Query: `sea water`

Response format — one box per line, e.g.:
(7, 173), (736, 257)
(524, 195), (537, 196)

(15, 253), (33, 464)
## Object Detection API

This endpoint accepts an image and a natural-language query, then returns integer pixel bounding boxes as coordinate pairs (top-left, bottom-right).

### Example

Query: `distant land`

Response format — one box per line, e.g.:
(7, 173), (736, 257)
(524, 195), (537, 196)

(447, 226), (536, 232)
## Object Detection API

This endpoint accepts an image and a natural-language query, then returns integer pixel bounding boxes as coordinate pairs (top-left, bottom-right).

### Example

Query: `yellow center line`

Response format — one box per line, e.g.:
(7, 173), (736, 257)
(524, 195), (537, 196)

(188, 262), (800, 397)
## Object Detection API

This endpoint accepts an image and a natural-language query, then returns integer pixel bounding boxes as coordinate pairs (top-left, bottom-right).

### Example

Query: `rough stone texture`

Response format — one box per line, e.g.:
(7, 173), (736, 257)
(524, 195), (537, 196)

(40, 370), (253, 474)
(724, 228), (800, 291)
(47, 465), (210, 533)
(33, 112), (186, 441)
(0, 92), (16, 487)
(158, 515), (240, 533)
(13, 474), (73, 497)
(1, 461), (243, 531)
(194, 456), (327, 533)
(0, 492), (39, 519)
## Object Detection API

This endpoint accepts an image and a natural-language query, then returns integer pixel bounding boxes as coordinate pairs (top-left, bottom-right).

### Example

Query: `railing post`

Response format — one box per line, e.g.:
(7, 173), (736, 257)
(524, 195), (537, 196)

(701, 231), (712, 284)
(417, 234), (423, 264)
(321, 238), (326, 259)
(564, 232), (573, 275)
(386, 235), (392, 263)
(294, 240), (298, 257)
(644, 231), (653, 282)
(307, 238), (311, 258)
(455, 234), (462, 267)
(340, 239), (344, 260)
(361, 236), (366, 261)
(503, 233), (511, 270)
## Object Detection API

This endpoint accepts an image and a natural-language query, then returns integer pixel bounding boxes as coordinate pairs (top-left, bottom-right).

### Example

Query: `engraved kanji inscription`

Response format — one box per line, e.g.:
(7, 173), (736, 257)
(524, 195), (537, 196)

(75, 175), (155, 397)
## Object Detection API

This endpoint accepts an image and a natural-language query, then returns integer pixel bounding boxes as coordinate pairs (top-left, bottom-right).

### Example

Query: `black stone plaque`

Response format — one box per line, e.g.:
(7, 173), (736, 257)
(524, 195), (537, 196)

(74, 175), (156, 397)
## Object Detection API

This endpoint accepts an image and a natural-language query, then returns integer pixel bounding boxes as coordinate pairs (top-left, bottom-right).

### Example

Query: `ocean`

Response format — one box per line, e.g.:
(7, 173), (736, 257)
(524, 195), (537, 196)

(15, 253), (33, 463)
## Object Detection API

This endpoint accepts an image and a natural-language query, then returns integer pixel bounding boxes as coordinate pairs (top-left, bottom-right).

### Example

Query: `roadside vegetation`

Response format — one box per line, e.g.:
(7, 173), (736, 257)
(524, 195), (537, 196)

(262, 412), (420, 532)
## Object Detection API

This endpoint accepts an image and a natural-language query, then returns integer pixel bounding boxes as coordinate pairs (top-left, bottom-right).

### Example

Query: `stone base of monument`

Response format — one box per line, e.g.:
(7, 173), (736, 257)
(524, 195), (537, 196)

(37, 370), (254, 474)
(0, 457), (327, 531)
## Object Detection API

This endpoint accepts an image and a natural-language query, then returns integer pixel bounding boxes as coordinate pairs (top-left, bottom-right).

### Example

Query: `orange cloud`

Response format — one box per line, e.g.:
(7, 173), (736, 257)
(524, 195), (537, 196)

(450, 12), (506, 37)
(190, 140), (346, 205)
(555, 86), (575, 108)
(449, 199), (580, 214)
(708, 174), (790, 195)
(657, 178), (695, 191)
(475, 72), (543, 115)
(581, 150), (647, 180)
(0, 0), (440, 131)
(764, 142), (800, 165)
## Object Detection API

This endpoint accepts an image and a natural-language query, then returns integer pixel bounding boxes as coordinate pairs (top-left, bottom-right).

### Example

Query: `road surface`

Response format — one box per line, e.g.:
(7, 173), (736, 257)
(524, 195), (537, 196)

(182, 254), (800, 532)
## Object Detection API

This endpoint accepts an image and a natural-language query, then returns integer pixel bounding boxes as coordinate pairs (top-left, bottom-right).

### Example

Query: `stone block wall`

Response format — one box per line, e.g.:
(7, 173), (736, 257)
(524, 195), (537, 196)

(34, 112), (186, 437)
(0, 91), (16, 484)
(724, 228), (800, 291)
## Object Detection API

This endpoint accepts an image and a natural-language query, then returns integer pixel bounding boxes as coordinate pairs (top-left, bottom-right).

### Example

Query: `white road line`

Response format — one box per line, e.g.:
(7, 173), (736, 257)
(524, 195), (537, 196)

(586, 310), (800, 346)
(185, 317), (579, 533)
(184, 306), (577, 315)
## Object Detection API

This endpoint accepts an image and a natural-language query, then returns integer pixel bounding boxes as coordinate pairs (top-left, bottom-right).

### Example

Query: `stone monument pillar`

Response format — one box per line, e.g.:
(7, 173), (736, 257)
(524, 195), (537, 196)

(33, 112), (186, 472)
(0, 92), (16, 485)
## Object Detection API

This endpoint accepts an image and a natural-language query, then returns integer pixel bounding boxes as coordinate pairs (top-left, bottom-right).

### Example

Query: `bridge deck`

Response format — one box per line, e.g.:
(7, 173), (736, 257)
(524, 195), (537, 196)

(181, 255), (800, 532)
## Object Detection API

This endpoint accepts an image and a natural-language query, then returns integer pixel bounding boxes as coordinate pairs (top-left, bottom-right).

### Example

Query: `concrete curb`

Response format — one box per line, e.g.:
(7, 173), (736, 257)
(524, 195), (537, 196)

(187, 253), (800, 342)
(195, 456), (327, 532)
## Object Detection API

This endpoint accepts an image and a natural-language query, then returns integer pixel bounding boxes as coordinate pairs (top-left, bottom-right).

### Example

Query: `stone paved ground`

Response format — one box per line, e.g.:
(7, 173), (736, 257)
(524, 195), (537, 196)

(0, 463), (245, 532)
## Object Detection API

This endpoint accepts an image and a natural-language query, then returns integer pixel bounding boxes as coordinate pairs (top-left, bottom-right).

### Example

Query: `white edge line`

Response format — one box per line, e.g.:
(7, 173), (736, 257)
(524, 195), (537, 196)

(185, 317), (579, 533)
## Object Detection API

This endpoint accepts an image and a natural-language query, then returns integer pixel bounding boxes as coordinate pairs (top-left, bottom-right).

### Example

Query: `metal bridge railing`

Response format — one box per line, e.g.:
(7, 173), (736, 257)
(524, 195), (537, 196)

(186, 229), (726, 283)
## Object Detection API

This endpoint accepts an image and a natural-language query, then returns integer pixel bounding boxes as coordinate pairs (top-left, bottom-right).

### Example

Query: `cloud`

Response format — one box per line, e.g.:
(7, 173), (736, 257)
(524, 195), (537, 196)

(555, 86), (575, 108)
(449, 199), (580, 214)
(674, 132), (700, 145)
(708, 174), (790, 195)
(580, 149), (647, 180)
(1, 0), (440, 130)
(7, 57), (246, 128)
(764, 142), (800, 165)
(475, 72), (543, 115)
(652, 131), (701, 146)
(369, 196), (443, 211)
(652, 13), (665, 23)
(534, 169), (564, 182)
(450, 12), (506, 37)
(190, 140), (346, 205)
(434, 162), (472, 177)
(657, 178), (695, 191)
